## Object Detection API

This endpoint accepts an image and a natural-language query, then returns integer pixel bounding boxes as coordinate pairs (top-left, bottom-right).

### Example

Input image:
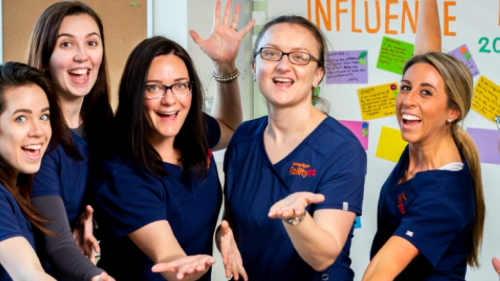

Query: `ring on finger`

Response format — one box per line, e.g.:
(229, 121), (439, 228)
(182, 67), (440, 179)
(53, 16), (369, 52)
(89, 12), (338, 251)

(230, 25), (238, 31)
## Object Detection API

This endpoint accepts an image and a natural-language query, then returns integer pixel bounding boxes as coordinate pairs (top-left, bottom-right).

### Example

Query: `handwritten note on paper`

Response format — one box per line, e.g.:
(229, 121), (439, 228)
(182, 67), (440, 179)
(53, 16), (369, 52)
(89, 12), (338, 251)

(472, 76), (500, 123)
(467, 128), (500, 165)
(448, 44), (480, 77)
(338, 120), (369, 150)
(376, 37), (414, 75)
(375, 126), (408, 163)
(325, 50), (368, 84)
(357, 82), (398, 120)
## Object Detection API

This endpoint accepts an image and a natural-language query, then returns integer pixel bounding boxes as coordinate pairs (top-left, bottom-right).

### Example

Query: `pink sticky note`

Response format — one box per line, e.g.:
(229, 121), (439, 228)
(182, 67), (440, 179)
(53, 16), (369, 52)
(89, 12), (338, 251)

(338, 120), (369, 150)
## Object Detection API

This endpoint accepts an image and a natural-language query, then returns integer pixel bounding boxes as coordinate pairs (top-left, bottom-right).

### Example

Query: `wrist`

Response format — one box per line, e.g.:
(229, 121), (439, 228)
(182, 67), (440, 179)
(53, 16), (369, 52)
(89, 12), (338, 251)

(283, 212), (307, 226)
(213, 62), (237, 76)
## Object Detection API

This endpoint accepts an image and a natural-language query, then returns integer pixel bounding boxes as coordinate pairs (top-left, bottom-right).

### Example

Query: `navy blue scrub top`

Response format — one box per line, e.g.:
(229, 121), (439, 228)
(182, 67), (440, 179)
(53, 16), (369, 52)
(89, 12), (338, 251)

(0, 183), (36, 281)
(370, 146), (474, 280)
(224, 116), (367, 281)
(94, 115), (222, 281)
(31, 131), (90, 226)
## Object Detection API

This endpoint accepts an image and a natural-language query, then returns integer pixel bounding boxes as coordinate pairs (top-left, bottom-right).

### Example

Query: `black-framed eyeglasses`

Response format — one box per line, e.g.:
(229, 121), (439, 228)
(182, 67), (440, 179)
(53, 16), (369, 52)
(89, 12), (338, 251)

(145, 81), (193, 99)
(255, 47), (321, 66)
(495, 116), (500, 130)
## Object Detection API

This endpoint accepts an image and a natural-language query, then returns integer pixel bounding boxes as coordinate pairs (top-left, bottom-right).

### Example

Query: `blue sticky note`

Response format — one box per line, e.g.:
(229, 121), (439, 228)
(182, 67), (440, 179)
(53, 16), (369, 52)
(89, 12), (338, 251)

(354, 216), (361, 229)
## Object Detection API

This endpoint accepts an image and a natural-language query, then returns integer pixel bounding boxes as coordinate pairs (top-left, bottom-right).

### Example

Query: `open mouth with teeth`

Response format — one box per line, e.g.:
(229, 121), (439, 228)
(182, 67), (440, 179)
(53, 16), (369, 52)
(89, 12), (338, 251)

(402, 114), (422, 127)
(68, 69), (90, 84)
(22, 144), (43, 160)
(157, 111), (179, 122)
(273, 77), (294, 87)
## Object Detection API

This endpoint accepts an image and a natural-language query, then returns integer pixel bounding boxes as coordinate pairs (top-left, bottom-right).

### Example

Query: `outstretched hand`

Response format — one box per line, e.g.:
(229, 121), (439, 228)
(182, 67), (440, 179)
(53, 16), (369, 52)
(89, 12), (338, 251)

(189, 0), (255, 68)
(218, 220), (247, 281)
(73, 205), (100, 264)
(268, 192), (325, 220)
(493, 257), (500, 279)
(152, 255), (215, 280)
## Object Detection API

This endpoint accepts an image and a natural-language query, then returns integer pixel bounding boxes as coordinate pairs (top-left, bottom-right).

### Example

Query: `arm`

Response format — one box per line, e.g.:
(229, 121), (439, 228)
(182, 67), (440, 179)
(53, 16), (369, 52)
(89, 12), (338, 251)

(189, 0), (255, 150)
(31, 196), (108, 281)
(129, 220), (214, 281)
(0, 237), (56, 281)
(268, 192), (356, 271)
(415, 0), (441, 54)
(362, 236), (419, 281)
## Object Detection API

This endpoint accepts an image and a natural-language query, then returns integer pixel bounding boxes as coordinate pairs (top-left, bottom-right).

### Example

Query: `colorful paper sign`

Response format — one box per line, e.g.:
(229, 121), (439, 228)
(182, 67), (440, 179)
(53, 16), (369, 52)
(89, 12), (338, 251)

(354, 216), (361, 229)
(338, 120), (369, 150)
(472, 75), (500, 123)
(376, 37), (414, 75)
(467, 128), (500, 165)
(325, 50), (368, 84)
(357, 82), (398, 120)
(448, 44), (480, 77)
(375, 126), (408, 163)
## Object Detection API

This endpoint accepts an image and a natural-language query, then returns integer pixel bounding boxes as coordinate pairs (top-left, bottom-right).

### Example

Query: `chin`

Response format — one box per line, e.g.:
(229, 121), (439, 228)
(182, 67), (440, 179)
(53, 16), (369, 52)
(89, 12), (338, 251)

(16, 162), (42, 175)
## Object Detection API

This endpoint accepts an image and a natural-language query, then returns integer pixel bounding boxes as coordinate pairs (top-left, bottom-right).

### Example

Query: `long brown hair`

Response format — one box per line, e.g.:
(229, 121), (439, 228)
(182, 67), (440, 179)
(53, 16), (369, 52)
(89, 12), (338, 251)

(0, 62), (71, 235)
(403, 52), (485, 267)
(27, 1), (113, 155)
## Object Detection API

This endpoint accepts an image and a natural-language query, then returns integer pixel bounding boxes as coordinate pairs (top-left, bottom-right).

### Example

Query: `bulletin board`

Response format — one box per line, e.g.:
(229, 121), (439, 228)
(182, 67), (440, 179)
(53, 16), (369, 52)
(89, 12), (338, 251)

(2, 0), (148, 108)
(252, 0), (500, 280)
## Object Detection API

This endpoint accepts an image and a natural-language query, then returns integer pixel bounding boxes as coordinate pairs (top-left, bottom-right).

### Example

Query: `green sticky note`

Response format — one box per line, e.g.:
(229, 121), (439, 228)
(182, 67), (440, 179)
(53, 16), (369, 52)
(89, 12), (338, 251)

(376, 37), (414, 75)
(131, 2), (137, 7)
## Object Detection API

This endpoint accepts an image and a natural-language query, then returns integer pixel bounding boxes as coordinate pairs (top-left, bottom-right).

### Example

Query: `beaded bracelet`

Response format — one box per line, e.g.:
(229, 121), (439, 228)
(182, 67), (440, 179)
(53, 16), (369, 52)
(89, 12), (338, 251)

(213, 68), (239, 83)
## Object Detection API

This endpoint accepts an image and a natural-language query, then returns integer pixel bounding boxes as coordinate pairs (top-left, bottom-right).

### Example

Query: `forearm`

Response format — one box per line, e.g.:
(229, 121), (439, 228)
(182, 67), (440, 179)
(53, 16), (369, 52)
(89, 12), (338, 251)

(415, 0), (441, 54)
(31, 196), (103, 281)
(283, 212), (341, 271)
(212, 62), (243, 131)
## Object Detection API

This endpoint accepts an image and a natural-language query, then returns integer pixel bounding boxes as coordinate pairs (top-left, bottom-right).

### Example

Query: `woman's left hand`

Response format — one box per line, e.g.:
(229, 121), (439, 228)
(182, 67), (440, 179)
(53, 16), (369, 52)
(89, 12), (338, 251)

(268, 192), (325, 220)
(152, 255), (215, 280)
(73, 205), (100, 264)
(189, 0), (255, 67)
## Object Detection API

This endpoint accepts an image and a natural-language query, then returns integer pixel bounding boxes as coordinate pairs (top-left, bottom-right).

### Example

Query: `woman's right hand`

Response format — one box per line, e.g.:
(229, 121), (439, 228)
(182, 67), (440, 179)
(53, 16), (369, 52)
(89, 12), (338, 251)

(152, 255), (215, 280)
(218, 220), (248, 281)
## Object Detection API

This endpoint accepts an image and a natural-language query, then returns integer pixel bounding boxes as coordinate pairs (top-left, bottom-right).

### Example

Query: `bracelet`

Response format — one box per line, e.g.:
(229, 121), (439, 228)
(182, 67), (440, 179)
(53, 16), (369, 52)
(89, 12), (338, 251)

(213, 68), (239, 83)
(283, 212), (307, 226)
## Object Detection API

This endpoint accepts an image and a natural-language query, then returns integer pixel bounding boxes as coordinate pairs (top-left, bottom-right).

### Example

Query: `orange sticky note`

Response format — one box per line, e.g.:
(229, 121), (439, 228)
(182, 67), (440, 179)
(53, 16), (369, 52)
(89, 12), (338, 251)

(375, 126), (408, 162)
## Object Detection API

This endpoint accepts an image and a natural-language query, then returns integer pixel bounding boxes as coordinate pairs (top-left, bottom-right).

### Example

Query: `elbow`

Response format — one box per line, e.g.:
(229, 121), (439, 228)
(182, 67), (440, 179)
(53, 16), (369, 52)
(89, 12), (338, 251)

(311, 256), (336, 272)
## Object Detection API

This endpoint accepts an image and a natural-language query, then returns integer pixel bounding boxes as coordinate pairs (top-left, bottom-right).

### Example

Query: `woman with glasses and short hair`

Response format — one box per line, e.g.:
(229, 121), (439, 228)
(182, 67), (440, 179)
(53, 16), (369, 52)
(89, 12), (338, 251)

(216, 14), (367, 281)
(92, 1), (254, 280)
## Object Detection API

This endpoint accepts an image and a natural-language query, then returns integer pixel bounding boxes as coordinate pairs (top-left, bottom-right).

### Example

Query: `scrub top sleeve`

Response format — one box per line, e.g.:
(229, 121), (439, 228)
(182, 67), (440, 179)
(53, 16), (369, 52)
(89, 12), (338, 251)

(31, 151), (61, 197)
(205, 114), (221, 149)
(95, 169), (167, 238)
(315, 142), (366, 215)
(0, 194), (24, 242)
(393, 193), (463, 268)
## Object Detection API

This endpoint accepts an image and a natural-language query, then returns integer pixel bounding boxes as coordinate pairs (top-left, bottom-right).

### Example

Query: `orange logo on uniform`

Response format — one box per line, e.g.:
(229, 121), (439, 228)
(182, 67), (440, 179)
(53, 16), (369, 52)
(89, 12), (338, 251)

(289, 162), (317, 178)
(397, 192), (407, 214)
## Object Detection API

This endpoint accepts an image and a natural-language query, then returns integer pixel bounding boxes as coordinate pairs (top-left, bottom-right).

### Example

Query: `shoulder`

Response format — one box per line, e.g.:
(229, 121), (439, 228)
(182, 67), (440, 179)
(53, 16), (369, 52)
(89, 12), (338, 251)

(0, 184), (17, 214)
(231, 116), (268, 144)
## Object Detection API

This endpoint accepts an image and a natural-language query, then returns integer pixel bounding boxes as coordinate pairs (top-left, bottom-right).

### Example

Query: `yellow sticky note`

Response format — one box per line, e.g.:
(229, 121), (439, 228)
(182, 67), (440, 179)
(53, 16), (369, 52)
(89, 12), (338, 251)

(472, 75), (500, 124)
(357, 82), (398, 120)
(376, 126), (408, 163)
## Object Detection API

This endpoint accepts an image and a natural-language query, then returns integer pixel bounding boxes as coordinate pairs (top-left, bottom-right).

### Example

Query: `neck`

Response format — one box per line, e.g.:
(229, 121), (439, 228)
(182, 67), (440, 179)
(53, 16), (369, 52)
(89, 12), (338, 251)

(407, 132), (460, 172)
(147, 133), (181, 166)
(58, 92), (85, 129)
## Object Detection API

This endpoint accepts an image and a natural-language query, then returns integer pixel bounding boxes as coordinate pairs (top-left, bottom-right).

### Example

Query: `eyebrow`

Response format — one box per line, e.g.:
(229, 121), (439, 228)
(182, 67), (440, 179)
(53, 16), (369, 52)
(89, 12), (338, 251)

(264, 44), (311, 53)
(146, 78), (189, 84)
(57, 32), (101, 39)
(12, 107), (50, 115)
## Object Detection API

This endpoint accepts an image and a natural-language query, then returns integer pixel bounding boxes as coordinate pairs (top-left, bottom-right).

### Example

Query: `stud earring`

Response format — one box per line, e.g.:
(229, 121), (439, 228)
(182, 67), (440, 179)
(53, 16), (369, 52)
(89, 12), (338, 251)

(448, 118), (452, 123)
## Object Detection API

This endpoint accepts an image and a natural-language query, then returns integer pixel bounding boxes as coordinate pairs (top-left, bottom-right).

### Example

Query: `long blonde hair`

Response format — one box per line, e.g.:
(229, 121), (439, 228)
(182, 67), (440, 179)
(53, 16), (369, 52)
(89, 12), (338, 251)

(403, 52), (485, 267)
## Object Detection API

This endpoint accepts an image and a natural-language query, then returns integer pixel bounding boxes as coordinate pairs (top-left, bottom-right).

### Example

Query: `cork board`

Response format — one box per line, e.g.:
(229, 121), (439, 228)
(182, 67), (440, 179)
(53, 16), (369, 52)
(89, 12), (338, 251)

(2, 0), (147, 108)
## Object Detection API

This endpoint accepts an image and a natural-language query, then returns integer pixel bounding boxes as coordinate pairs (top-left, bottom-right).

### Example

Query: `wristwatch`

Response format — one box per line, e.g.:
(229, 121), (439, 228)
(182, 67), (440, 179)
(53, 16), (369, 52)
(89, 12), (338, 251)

(284, 212), (307, 226)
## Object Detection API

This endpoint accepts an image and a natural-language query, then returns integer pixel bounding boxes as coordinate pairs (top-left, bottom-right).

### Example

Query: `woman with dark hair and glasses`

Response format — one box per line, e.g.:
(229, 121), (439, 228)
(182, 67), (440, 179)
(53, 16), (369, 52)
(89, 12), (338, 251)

(217, 14), (367, 281)
(93, 1), (253, 280)
(0, 62), (73, 281)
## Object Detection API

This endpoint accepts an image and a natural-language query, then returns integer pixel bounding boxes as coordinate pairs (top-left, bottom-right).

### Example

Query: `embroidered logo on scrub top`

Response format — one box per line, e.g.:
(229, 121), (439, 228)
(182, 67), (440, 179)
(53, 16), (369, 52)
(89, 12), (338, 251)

(397, 191), (407, 214)
(289, 162), (317, 178)
(207, 149), (212, 169)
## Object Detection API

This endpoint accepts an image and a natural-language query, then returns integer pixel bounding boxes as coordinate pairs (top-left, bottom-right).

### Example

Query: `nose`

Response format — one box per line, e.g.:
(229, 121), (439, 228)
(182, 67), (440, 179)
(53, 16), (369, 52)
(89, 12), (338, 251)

(74, 45), (89, 62)
(402, 89), (418, 107)
(28, 119), (45, 139)
(276, 53), (293, 71)
(160, 88), (177, 105)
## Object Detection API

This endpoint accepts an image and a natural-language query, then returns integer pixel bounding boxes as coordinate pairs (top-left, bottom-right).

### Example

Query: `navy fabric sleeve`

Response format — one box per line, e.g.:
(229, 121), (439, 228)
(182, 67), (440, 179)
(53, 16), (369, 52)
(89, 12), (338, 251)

(95, 167), (167, 238)
(31, 150), (61, 197)
(31, 196), (103, 281)
(0, 193), (24, 242)
(392, 192), (464, 268)
(205, 114), (221, 149)
(315, 140), (367, 215)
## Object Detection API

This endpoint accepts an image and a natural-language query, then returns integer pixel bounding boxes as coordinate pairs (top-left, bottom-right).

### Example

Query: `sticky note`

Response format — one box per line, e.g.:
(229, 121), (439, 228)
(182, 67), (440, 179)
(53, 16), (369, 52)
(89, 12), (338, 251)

(376, 37), (414, 75)
(354, 216), (361, 229)
(472, 76), (500, 123)
(357, 82), (398, 120)
(325, 50), (368, 84)
(448, 44), (480, 77)
(338, 120), (369, 150)
(466, 128), (500, 165)
(376, 126), (408, 163)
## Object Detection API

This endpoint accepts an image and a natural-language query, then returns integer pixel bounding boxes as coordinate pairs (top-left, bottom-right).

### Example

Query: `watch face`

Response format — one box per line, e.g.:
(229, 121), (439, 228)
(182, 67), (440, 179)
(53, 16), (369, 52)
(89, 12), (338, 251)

(291, 218), (300, 226)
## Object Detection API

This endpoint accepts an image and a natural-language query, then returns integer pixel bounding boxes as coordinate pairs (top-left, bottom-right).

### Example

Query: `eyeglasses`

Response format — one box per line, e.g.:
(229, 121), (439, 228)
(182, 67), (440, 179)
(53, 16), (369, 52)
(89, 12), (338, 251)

(145, 81), (193, 99)
(256, 47), (321, 66)
(495, 116), (500, 130)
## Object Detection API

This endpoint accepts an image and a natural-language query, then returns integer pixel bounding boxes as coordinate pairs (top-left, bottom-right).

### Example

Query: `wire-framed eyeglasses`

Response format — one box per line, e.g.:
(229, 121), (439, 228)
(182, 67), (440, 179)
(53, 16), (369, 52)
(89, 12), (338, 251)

(256, 47), (321, 66)
(145, 81), (193, 99)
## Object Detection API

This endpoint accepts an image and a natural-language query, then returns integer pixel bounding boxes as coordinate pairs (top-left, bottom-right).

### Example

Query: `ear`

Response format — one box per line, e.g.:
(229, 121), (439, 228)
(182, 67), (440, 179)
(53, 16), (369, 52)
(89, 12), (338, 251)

(251, 61), (256, 77)
(447, 107), (461, 122)
(312, 66), (325, 88)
